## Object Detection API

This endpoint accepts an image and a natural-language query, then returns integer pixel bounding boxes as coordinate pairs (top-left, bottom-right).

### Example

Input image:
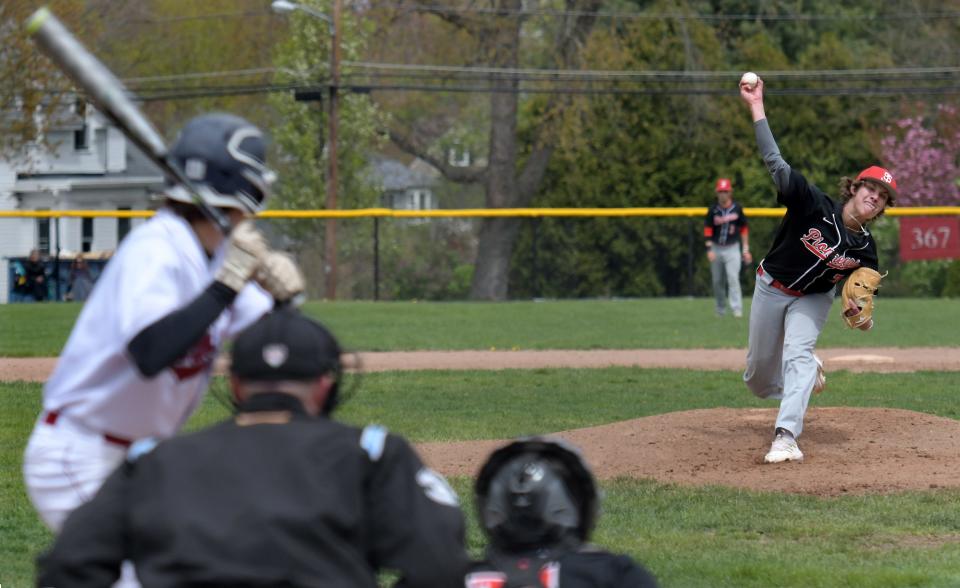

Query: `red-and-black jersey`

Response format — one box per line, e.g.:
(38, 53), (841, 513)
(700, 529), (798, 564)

(761, 168), (879, 294)
(704, 201), (749, 246)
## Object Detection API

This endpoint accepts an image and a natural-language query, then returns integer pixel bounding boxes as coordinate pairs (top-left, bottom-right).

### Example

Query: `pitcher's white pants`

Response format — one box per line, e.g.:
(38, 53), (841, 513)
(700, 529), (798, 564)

(743, 278), (833, 437)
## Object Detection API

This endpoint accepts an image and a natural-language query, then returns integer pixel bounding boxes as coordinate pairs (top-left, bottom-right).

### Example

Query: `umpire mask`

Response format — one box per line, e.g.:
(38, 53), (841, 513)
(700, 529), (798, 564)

(475, 437), (599, 552)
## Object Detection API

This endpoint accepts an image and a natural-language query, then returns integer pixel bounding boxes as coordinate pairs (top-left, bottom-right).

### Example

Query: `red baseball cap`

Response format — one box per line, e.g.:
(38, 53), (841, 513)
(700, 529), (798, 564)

(715, 178), (732, 192)
(856, 166), (898, 201)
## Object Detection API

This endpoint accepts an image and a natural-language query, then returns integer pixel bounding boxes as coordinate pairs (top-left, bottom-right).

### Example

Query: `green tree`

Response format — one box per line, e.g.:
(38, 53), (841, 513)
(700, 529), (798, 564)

(94, 0), (285, 136)
(268, 0), (386, 299)
(512, 0), (933, 299)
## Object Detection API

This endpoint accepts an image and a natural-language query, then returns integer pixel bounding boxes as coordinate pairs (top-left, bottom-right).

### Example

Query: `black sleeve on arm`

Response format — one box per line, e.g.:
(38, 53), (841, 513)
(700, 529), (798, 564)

(36, 466), (131, 588)
(127, 281), (238, 378)
(365, 436), (469, 587)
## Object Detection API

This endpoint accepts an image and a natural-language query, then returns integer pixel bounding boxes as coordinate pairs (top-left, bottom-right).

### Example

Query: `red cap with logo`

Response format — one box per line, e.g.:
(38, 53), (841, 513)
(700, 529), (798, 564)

(856, 166), (898, 201)
(715, 178), (732, 192)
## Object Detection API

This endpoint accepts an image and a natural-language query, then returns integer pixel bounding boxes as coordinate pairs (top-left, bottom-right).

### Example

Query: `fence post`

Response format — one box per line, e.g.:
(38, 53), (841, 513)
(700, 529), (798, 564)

(373, 216), (380, 301)
(531, 218), (540, 298)
(687, 217), (694, 297)
(54, 216), (61, 301)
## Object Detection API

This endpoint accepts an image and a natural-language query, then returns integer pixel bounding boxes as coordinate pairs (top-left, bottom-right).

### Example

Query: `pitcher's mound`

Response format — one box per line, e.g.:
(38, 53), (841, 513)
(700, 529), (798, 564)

(417, 407), (960, 497)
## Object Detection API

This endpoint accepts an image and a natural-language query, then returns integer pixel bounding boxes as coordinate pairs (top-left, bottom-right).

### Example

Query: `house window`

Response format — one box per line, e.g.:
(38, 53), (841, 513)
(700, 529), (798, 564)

(448, 147), (471, 167)
(74, 98), (89, 150)
(81, 218), (94, 252)
(117, 207), (132, 242)
(37, 216), (51, 254)
(411, 189), (433, 210)
(74, 126), (89, 150)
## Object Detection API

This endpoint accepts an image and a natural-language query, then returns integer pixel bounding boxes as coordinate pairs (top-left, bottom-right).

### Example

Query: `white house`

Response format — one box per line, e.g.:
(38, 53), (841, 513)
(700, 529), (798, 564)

(0, 104), (163, 302)
(368, 155), (439, 214)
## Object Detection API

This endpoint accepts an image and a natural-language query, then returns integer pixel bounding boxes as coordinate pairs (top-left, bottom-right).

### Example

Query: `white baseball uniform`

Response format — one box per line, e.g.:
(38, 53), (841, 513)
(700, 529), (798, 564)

(23, 207), (272, 532)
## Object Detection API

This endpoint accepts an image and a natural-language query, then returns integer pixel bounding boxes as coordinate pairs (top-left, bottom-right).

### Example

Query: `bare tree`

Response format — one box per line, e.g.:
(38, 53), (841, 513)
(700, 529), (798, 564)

(387, 0), (600, 300)
(0, 1), (89, 159)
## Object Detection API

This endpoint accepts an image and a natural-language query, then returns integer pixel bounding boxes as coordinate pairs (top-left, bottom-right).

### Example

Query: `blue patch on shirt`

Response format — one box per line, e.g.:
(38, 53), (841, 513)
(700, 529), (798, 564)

(360, 425), (388, 461)
(126, 437), (158, 462)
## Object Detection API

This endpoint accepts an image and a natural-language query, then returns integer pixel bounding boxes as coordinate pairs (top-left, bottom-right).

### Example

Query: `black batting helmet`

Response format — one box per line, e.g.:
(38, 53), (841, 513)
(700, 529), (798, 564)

(166, 113), (276, 214)
(475, 437), (599, 552)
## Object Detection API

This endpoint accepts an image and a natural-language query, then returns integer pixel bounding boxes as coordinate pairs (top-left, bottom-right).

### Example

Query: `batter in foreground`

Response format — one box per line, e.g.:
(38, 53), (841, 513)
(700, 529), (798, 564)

(22, 112), (301, 574)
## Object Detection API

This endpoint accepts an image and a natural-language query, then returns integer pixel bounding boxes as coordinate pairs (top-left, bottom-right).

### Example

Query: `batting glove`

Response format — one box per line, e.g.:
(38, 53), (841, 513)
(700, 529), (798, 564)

(215, 220), (269, 293)
(255, 251), (306, 305)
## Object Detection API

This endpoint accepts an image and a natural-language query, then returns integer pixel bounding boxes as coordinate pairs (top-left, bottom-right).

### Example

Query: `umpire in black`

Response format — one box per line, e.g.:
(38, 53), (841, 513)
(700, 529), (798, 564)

(37, 307), (470, 587)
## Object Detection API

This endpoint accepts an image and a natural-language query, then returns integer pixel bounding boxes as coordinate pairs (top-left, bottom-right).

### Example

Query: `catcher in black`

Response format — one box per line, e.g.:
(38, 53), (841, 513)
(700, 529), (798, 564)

(466, 437), (659, 588)
(36, 308), (469, 587)
(739, 75), (896, 465)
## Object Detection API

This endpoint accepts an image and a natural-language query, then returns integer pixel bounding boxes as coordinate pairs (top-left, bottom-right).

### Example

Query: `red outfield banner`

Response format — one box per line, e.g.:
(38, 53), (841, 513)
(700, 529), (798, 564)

(899, 217), (960, 261)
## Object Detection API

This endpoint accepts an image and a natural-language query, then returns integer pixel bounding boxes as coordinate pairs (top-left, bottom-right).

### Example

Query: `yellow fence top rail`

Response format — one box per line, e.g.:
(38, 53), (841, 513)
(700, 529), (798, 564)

(1, 206), (959, 219)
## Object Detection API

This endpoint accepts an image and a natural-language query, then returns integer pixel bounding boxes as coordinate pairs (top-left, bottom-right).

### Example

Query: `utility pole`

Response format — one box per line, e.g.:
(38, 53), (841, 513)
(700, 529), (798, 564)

(272, 0), (341, 299)
(324, 0), (341, 300)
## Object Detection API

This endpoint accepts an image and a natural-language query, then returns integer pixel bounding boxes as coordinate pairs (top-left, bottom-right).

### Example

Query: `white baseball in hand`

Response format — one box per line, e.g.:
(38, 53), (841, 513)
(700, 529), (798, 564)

(740, 71), (759, 90)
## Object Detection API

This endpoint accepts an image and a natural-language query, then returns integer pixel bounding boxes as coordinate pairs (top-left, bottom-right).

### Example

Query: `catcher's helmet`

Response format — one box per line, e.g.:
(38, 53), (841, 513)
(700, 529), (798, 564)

(166, 113), (276, 214)
(475, 437), (599, 552)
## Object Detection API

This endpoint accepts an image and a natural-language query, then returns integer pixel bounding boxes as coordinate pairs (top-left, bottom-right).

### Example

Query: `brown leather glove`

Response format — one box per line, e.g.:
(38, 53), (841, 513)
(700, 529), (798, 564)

(841, 267), (883, 329)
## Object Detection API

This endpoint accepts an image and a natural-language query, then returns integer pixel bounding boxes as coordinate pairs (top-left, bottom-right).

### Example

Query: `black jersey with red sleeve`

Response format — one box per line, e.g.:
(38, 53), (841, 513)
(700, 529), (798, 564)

(704, 202), (749, 247)
(761, 168), (879, 294)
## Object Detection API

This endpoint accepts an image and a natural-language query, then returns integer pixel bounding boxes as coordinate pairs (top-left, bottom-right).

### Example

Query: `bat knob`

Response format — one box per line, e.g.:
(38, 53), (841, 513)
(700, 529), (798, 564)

(26, 7), (52, 35)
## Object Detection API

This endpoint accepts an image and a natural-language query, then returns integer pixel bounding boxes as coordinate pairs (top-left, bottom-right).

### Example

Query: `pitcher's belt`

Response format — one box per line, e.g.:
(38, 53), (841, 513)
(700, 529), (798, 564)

(757, 266), (805, 297)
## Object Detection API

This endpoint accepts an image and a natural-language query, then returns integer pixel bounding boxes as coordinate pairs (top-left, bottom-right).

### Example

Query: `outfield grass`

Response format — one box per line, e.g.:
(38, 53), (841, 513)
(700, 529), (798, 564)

(4, 368), (960, 587)
(2, 297), (958, 356)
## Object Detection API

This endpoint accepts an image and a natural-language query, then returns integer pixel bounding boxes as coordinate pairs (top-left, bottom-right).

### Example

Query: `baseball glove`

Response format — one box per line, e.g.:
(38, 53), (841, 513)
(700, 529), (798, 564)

(841, 267), (883, 329)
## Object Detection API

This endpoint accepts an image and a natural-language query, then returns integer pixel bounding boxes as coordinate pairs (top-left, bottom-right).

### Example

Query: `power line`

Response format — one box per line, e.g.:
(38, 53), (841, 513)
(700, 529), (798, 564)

(98, 4), (960, 24)
(122, 81), (960, 101)
(374, 3), (960, 21)
(118, 64), (960, 85)
(127, 9), (274, 23)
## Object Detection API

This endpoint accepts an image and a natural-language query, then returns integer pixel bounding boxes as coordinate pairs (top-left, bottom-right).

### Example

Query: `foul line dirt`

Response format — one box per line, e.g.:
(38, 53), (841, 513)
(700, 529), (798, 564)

(3, 347), (960, 382)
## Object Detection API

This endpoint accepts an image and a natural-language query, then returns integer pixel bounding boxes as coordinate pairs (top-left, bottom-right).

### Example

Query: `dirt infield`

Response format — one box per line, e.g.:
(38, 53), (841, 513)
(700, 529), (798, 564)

(6, 348), (960, 497)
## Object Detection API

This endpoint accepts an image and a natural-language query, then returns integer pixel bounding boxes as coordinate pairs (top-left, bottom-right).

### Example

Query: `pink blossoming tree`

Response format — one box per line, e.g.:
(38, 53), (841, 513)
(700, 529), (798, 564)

(878, 103), (960, 206)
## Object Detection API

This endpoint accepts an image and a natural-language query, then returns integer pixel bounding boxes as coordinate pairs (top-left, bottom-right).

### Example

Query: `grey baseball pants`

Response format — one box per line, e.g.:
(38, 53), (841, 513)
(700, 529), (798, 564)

(710, 244), (743, 316)
(743, 275), (833, 438)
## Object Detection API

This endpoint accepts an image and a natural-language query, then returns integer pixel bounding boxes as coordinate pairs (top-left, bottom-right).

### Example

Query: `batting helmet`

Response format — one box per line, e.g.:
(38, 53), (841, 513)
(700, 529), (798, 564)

(165, 113), (276, 214)
(475, 437), (599, 552)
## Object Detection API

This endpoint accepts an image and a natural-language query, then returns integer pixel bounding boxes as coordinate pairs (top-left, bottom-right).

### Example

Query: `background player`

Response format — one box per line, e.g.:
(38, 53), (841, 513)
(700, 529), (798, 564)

(739, 76), (895, 464)
(705, 177), (752, 317)
(37, 307), (468, 587)
(23, 112), (300, 539)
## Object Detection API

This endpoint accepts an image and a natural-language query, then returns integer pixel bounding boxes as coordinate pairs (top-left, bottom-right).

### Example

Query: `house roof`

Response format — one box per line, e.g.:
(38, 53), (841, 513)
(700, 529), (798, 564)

(13, 137), (164, 195)
(368, 156), (436, 191)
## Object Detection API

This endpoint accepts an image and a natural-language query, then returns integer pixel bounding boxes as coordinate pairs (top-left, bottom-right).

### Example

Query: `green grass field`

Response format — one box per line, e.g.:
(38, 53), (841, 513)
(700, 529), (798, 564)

(1, 297), (958, 355)
(2, 299), (959, 587)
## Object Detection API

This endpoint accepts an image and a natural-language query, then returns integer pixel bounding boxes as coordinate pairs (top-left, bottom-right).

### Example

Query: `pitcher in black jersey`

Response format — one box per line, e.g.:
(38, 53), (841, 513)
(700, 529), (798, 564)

(738, 75), (897, 464)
